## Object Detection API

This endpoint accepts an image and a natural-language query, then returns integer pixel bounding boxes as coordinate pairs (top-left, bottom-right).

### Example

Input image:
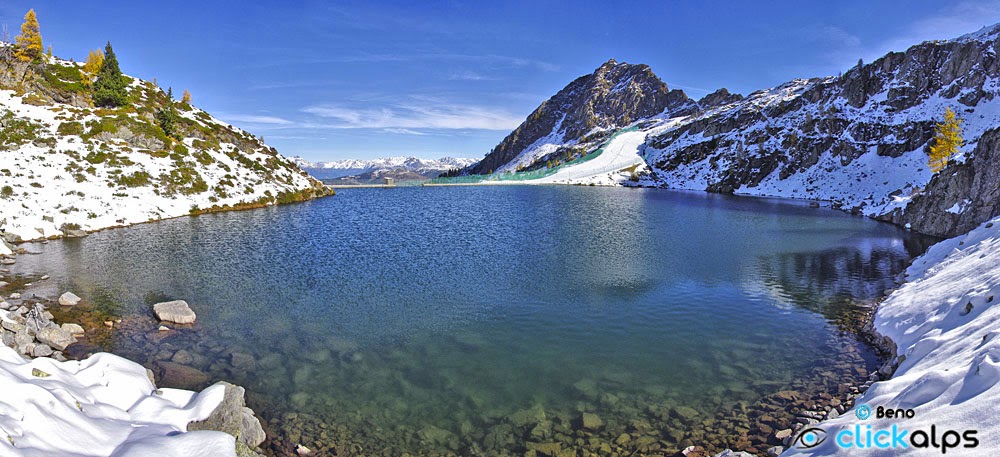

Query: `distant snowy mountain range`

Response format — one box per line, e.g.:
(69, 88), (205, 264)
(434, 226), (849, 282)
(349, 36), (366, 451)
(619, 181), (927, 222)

(291, 156), (477, 180)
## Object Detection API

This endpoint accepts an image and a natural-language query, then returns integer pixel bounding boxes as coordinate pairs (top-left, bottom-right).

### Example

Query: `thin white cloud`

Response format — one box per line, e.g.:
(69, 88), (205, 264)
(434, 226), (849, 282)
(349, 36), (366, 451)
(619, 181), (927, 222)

(302, 99), (523, 130)
(241, 53), (559, 72)
(219, 114), (294, 125)
(806, 25), (862, 49)
(383, 128), (427, 135)
(448, 70), (495, 81)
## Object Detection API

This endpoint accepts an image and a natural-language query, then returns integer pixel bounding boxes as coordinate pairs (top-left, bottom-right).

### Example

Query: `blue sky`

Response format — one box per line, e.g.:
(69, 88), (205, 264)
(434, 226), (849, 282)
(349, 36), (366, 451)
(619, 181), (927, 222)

(3, 1), (1000, 161)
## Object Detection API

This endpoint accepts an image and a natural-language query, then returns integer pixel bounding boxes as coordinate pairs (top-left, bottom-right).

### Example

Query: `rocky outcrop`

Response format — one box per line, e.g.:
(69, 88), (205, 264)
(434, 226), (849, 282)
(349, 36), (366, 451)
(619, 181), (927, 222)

(886, 127), (1000, 237)
(465, 59), (693, 175)
(697, 88), (743, 109)
(0, 47), (90, 108)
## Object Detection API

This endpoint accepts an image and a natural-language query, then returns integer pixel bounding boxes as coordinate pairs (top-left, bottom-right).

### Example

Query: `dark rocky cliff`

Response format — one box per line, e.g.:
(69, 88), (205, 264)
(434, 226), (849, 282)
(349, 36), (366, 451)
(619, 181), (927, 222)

(887, 128), (1000, 237)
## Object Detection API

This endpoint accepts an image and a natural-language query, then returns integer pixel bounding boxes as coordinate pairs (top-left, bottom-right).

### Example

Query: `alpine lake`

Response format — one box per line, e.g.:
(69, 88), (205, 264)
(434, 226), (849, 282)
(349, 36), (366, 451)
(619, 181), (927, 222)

(12, 186), (937, 456)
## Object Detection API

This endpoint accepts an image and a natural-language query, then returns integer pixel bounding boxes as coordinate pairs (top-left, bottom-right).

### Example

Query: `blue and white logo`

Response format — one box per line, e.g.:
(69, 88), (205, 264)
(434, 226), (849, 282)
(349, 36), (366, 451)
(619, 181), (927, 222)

(855, 404), (872, 420)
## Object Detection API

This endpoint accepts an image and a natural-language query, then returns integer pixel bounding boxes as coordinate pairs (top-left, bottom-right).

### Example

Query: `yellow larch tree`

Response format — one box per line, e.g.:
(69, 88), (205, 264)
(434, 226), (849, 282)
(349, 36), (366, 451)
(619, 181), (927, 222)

(14, 9), (42, 62)
(181, 89), (192, 104)
(928, 107), (964, 173)
(82, 49), (105, 84)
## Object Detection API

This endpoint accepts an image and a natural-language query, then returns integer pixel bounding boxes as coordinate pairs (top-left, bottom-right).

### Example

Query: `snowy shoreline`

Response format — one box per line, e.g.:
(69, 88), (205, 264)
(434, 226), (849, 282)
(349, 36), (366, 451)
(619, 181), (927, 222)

(0, 270), (266, 457)
(779, 216), (1000, 456)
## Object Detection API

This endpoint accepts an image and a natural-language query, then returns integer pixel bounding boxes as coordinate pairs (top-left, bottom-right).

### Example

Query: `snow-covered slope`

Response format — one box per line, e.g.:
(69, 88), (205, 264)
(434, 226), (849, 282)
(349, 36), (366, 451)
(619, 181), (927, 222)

(782, 216), (1000, 456)
(0, 345), (237, 457)
(292, 156), (476, 179)
(0, 49), (330, 246)
(530, 129), (648, 185)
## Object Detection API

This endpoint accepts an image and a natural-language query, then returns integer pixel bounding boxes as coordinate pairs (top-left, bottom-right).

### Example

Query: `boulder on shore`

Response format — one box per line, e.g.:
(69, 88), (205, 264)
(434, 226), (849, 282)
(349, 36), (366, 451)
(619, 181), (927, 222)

(188, 381), (267, 454)
(153, 300), (197, 324)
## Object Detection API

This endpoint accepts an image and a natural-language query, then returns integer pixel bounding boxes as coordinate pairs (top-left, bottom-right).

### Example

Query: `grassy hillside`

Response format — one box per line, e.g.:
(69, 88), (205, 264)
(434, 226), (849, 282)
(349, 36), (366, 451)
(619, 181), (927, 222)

(0, 43), (331, 245)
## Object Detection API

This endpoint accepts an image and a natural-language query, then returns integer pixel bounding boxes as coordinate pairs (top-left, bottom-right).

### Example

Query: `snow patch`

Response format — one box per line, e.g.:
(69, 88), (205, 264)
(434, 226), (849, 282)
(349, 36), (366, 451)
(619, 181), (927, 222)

(0, 346), (236, 456)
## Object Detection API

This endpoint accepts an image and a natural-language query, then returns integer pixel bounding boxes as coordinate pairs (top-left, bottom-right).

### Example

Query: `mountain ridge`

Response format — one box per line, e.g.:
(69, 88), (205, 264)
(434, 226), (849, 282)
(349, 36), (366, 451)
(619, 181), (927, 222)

(461, 25), (1000, 237)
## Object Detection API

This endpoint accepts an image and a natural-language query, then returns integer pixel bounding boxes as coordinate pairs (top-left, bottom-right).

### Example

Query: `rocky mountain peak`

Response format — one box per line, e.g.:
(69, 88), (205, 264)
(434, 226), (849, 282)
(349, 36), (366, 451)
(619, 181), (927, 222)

(465, 59), (691, 175)
(597, 58), (619, 71)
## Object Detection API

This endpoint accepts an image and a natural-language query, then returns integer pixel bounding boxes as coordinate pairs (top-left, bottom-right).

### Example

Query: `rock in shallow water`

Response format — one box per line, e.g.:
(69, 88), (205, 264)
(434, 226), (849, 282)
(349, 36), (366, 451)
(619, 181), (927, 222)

(153, 300), (197, 324)
(58, 291), (81, 306)
(158, 361), (210, 388)
(35, 327), (76, 350)
(61, 323), (85, 336)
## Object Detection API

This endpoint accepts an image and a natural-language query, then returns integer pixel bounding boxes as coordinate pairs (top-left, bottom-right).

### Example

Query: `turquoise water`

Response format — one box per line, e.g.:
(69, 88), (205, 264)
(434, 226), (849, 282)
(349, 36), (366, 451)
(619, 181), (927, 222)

(15, 186), (933, 455)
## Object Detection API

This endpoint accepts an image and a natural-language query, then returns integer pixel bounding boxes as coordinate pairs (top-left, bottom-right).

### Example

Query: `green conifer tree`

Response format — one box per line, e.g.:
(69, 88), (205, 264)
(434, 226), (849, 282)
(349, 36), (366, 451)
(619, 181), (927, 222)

(92, 41), (129, 107)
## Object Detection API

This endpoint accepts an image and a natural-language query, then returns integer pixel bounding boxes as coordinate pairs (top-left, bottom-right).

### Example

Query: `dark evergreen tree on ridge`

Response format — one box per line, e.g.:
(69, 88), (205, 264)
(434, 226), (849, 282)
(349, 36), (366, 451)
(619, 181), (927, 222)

(157, 86), (180, 140)
(92, 41), (128, 107)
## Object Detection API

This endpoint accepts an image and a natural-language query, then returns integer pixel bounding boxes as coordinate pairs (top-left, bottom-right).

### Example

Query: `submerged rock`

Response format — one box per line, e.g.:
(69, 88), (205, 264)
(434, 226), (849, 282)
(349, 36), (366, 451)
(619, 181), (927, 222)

(418, 424), (457, 447)
(672, 406), (700, 424)
(153, 300), (197, 324)
(230, 351), (256, 371)
(579, 412), (604, 430)
(526, 441), (562, 456)
(509, 404), (547, 427)
(158, 361), (210, 388)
